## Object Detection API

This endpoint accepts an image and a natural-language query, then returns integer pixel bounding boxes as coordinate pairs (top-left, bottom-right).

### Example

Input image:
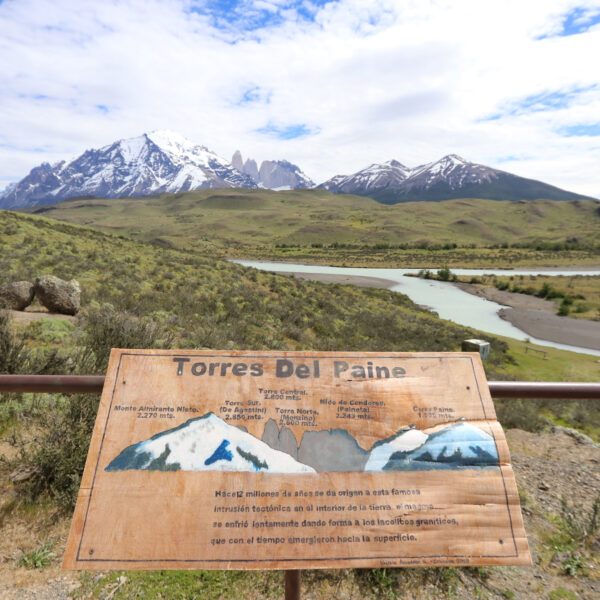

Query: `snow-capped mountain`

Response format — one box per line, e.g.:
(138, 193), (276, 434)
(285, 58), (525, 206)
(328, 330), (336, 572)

(319, 159), (411, 195)
(105, 412), (316, 474)
(0, 131), (257, 209)
(319, 154), (593, 204)
(381, 422), (499, 471)
(4, 135), (591, 208)
(232, 151), (314, 190)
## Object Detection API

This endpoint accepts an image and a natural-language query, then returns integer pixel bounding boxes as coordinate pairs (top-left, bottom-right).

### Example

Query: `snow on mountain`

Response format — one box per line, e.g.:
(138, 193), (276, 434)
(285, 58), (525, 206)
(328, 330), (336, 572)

(318, 155), (593, 204)
(318, 155), (504, 197)
(381, 422), (499, 471)
(0, 131), (257, 209)
(402, 154), (500, 192)
(4, 136), (591, 208)
(105, 412), (316, 474)
(319, 160), (411, 195)
(364, 426), (428, 471)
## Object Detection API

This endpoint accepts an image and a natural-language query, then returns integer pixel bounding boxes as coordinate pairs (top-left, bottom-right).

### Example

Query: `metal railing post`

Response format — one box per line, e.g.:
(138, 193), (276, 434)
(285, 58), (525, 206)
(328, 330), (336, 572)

(285, 569), (301, 600)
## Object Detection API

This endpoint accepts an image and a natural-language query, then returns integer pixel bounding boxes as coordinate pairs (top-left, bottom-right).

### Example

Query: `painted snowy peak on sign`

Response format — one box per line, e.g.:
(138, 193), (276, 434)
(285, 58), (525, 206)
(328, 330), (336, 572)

(106, 414), (499, 474)
(105, 412), (316, 474)
(382, 422), (499, 471)
(364, 426), (428, 471)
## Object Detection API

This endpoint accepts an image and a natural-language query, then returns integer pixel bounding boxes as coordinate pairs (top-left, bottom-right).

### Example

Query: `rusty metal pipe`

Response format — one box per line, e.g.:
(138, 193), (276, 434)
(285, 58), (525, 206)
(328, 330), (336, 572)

(488, 381), (600, 399)
(0, 375), (105, 394)
(0, 376), (599, 399)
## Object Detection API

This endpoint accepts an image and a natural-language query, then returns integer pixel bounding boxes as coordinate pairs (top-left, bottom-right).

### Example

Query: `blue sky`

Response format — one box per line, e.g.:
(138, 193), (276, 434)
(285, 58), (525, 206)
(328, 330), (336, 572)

(538, 5), (600, 37)
(189, 0), (337, 35)
(484, 85), (598, 120)
(0, 0), (599, 196)
(257, 123), (315, 139)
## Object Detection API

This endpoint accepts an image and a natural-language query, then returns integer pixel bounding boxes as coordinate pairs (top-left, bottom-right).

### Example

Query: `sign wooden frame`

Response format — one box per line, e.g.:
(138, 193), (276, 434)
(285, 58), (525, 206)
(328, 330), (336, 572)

(64, 350), (530, 570)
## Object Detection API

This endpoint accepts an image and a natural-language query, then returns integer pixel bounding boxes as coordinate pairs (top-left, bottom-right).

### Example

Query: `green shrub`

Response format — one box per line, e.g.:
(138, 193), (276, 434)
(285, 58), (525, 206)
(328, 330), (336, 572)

(574, 302), (591, 313)
(0, 310), (72, 375)
(558, 300), (570, 316)
(494, 399), (546, 432)
(549, 588), (579, 600)
(9, 305), (174, 508)
(437, 267), (451, 281)
(17, 539), (56, 569)
(76, 305), (174, 374)
(0, 310), (28, 374)
(23, 318), (76, 344)
(561, 552), (585, 577)
(13, 393), (100, 509)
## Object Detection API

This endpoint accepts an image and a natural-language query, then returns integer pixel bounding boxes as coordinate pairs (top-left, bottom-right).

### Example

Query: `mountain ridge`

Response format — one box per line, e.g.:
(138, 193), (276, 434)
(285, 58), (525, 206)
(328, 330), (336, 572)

(1, 130), (595, 208)
(318, 154), (595, 204)
(0, 130), (259, 209)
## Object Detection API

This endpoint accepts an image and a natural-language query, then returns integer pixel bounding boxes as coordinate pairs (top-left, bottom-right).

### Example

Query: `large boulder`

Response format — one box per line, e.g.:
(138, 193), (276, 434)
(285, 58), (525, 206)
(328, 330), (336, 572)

(0, 281), (35, 310)
(34, 275), (81, 315)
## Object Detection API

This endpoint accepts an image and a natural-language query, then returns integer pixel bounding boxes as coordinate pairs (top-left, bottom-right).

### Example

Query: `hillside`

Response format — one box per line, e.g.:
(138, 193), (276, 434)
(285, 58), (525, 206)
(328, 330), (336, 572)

(18, 189), (600, 254)
(0, 208), (507, 361)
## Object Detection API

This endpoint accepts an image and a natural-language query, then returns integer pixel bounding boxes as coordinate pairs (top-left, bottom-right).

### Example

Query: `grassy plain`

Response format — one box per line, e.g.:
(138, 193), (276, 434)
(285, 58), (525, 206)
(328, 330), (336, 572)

(1, 210), (502, 360)
(22, 189), (600, 267)
(230, 245), (600, 268)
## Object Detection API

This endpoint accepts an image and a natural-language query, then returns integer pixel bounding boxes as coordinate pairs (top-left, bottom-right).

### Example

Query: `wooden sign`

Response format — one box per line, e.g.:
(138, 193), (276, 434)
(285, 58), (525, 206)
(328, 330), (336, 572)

(63, 350), (531, 570)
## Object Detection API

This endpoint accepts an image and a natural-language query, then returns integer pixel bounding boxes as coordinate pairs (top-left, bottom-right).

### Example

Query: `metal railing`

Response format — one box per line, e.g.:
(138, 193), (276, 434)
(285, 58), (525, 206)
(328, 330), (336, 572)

(1, 375), (599, 398)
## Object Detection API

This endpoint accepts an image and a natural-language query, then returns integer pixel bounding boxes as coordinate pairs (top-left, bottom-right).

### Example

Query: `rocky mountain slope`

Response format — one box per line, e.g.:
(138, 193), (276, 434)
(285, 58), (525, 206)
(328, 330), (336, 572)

(3, 135), (594, 208)
(319, 154), (594, 204)
(232, 150), (314, 190)
(0, 131), (258, 209)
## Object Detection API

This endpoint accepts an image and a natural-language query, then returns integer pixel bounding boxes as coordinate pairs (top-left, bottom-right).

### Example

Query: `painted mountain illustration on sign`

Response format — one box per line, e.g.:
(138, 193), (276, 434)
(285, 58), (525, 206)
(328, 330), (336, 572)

(105, 412), (316, 473)
(106, 413), (499, 474)
(364, 426), (428, 471)
(382, 422), (498, 471)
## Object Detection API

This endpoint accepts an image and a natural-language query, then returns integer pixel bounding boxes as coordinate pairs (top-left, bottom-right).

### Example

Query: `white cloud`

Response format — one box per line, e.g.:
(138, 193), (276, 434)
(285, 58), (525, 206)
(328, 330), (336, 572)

(0, 0), (599, 197)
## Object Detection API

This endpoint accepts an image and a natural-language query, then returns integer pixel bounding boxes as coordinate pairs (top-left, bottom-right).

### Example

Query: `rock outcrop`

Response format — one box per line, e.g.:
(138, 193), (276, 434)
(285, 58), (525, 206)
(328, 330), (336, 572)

(0, 281), (35, 310)
(34, 275), (81, 315)
(231, 151), (313, 189)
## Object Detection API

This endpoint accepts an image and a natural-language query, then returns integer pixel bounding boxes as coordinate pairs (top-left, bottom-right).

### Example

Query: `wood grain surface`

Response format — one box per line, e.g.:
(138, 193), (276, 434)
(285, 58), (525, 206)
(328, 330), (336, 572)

(63, 350), (531, 570)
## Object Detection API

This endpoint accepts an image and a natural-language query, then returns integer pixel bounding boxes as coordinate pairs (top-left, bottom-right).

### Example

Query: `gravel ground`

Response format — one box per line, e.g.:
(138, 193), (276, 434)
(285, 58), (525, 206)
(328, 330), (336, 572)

(454, 282), (600, 350)
(0, 577), (79, 600)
